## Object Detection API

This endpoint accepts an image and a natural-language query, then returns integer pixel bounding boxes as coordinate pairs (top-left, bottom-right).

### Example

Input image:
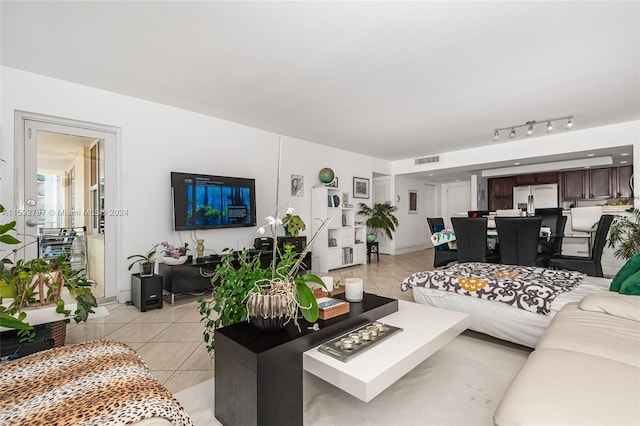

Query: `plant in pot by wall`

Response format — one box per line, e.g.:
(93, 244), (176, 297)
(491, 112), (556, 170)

(198, 209), (332, 353)
(160, 241), (190, 265)
(127, 244), (158, 277)
(357, 202), (399, 242)
(282, 213), (306, 237)
(0, 204), (98, 341)
(607, 208), (640, 260)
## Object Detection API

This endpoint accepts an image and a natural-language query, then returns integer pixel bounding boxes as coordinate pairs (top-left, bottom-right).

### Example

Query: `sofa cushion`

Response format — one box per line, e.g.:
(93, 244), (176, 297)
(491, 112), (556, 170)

(609, 252), (640, 292)
(620, 269), (640, 295)
(579, 292), (640, 322)
(536, 302), (640, 367)
(493, 348), (640, 426)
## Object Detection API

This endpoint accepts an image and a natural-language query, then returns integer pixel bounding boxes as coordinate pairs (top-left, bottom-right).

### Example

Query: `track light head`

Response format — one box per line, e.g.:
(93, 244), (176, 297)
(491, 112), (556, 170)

(509, 128), (516, 139)
(526, 123), (534, 136)
(546, 121), (553, 132)
(566, 118), (573, 129)
(493, 130), (499, 141)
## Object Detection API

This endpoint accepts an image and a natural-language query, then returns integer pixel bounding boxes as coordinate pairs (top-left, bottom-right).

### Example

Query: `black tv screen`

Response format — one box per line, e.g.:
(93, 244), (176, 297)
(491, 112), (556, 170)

(171, 172), (257, 230)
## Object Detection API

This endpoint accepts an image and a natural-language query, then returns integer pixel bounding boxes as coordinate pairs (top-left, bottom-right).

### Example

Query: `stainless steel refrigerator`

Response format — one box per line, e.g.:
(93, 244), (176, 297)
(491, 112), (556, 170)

(513, 183), (559, 210)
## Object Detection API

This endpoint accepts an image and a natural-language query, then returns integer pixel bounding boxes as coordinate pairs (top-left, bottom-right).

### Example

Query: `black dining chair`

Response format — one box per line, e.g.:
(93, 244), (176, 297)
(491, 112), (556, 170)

(547, 214), (614, 277)
(427, 217), (458, 268)
(451, 217), (500, 263)
(495, 217), (542, 266)
(537, 214), (567, 266)
(467, 210), (490, 218)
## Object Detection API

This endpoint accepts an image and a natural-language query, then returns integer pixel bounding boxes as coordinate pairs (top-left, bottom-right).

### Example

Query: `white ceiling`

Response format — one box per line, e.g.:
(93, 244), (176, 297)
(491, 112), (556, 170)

(2, 1), (639, 165)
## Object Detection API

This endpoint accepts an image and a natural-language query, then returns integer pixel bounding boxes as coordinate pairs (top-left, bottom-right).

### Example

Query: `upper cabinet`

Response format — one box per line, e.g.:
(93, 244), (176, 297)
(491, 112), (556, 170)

(563, 170), (586, 200)
(514, 172), (559, 186)
(562, 166), (632, 201)
(617, 165), (633, 198)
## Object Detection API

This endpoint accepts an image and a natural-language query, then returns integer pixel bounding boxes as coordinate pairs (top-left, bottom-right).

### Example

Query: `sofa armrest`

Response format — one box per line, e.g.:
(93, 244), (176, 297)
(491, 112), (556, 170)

(579, 292), (640, 322)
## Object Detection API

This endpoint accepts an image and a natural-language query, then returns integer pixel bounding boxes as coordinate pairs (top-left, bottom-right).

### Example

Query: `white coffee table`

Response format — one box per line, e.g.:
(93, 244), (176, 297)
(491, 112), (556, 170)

(303, 300), (469, 402)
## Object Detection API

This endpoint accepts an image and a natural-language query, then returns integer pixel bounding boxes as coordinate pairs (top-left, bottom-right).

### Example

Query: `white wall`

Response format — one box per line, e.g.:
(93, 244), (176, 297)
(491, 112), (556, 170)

(1, 66), (385, 302)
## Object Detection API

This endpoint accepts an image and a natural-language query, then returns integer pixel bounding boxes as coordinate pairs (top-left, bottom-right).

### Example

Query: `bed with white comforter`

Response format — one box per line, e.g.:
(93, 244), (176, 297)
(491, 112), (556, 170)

(401, 263), (611, 348)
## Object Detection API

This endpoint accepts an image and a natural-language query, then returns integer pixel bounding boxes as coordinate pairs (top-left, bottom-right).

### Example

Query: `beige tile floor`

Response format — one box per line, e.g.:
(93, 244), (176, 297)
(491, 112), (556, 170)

(65, 250), (434, 394)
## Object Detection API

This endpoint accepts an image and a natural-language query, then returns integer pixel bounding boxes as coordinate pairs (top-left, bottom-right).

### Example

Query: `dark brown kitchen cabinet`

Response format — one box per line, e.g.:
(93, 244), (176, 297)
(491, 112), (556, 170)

(588, 168), (613, 199)
(563, 170), (586, 201)
(488, 176), (514, 211)
(616, 165), (633, 198)
(562, 166), (632, 201)
(514, 172), (559, 186)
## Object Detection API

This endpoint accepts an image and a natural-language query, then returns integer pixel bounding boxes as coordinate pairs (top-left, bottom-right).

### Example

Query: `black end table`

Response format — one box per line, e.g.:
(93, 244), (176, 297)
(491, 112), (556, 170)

(367, 241), (379, 263)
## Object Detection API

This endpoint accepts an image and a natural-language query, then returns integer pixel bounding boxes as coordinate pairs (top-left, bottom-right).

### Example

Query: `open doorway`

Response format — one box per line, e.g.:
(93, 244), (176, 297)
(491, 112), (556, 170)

(15, 112), (119, 302)
(35, 132), (105, 298)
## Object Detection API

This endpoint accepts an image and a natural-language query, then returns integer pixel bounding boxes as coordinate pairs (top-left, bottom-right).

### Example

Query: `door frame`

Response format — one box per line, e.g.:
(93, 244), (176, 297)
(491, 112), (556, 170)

(14, 111), (121, 302)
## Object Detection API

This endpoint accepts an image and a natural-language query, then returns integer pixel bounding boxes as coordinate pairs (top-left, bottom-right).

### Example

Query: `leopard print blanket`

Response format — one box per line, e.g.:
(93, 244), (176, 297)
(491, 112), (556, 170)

(0, 340), (193, 426)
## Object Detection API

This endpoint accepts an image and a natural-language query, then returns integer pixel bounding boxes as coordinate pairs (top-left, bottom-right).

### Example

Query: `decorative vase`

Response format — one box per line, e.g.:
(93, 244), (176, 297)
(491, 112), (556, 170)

(140, 261), (154, 277)
(367, 234), (377, 242)
(163, 255), (188, 265)
(0, 280), (17, 299)
(247, 292), (289, 332)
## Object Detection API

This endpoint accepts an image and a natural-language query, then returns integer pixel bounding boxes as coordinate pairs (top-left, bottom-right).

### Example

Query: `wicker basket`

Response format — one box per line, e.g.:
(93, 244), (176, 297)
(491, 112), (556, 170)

(50, 320), (67, 347)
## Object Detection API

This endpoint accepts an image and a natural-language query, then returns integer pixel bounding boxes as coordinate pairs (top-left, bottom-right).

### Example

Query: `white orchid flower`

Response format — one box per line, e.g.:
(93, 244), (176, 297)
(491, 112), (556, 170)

(275, 218), (283, 226)
(286, 206), (295, 215)
(265, 216), (276, 225)
(257, 227), (266, 234)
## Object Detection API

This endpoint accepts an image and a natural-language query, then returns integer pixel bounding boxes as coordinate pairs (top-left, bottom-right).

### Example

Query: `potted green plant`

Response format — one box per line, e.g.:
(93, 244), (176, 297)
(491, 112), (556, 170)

(282, 213), (306, 237)
(607, 208), (640, 260)
(127, 244), (158, 277)
(198, 209), (332, 352)
(357, 202), (399, 242)
(0, 204), (98, 341)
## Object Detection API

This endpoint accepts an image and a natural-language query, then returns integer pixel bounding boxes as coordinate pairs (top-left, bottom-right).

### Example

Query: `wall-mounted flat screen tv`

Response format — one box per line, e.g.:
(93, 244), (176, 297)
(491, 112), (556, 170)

(171, 172), (257, 230)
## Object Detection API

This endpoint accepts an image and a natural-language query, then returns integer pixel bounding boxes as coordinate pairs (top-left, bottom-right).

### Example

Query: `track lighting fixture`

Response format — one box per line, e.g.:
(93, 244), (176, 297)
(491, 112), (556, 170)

(493, 116), (573, 141)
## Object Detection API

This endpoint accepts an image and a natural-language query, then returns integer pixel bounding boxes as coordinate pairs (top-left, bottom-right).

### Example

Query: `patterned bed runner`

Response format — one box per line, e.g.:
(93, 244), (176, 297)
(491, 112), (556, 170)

(0, 340), (193, 426)
(401, 263), (585, 315)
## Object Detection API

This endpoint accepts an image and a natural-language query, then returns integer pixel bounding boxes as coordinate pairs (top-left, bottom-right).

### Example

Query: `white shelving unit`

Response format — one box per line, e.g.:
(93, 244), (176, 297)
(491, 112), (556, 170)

(312, 186), (366, 272)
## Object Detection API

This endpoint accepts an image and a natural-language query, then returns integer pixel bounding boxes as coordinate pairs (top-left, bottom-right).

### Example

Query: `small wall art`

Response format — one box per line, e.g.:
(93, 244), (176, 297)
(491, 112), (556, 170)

(353, 177), (370, 199)
(291, 174), (304, 197)
(409, 190), (418, 213)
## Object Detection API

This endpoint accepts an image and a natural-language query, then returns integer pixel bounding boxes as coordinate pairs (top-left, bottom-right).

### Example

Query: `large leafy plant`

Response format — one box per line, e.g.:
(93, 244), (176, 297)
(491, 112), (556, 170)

(607, 208), (640, 260)
(198, 212), (330, 353)
(357, 202), (399, 239)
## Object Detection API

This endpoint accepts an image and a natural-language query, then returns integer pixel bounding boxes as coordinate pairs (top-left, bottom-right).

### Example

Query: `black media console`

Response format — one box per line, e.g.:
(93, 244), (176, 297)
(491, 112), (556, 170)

(159, 250), (312, 304)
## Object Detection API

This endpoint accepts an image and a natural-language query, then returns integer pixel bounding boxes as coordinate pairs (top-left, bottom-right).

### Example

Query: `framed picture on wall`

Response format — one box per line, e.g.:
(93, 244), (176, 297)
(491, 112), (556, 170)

(353, 177), (370, 199)
(291, 174), (304, 197)
(409, 190), (418, 213)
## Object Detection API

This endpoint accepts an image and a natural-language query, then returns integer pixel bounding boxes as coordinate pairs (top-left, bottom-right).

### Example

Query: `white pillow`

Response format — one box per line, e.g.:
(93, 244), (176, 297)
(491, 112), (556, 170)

(579, 293), (640, 322)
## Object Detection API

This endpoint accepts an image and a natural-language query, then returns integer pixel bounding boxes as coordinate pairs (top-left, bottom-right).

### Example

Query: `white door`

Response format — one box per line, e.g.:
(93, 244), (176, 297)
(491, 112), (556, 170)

(442, 182), (471, 228)
(15, 114), (119, 301)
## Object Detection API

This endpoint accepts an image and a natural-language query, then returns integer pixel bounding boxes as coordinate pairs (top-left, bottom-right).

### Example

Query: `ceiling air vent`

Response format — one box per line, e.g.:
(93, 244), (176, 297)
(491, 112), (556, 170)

(415, 155), (439, 165)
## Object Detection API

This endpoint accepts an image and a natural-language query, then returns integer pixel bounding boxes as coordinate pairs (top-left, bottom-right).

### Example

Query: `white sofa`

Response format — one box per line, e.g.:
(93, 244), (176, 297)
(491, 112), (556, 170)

(494, 292), (640, 426)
